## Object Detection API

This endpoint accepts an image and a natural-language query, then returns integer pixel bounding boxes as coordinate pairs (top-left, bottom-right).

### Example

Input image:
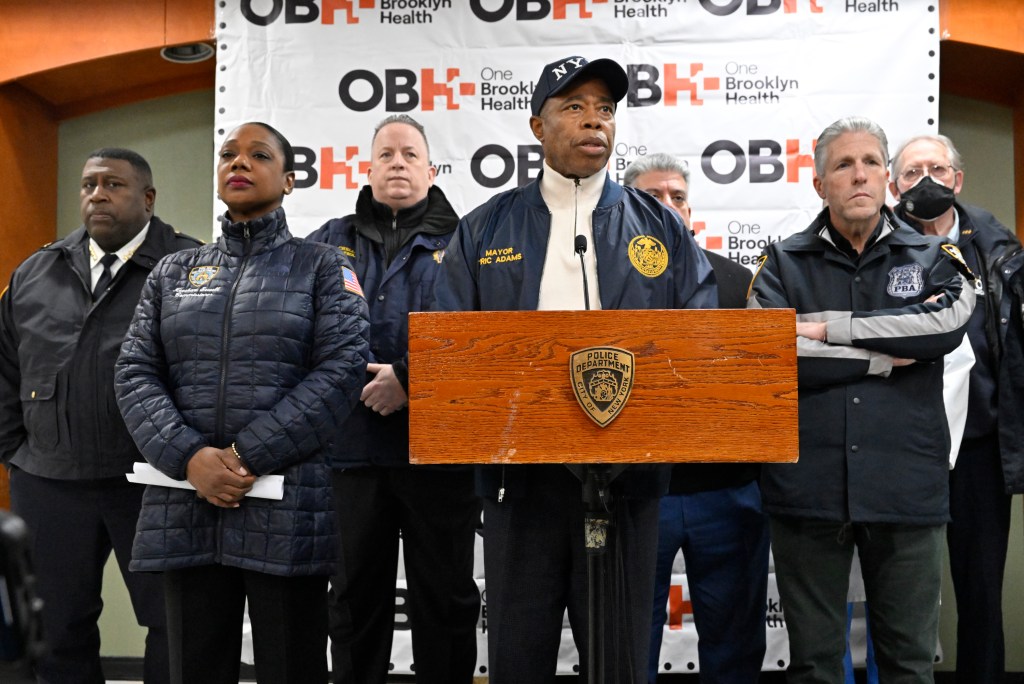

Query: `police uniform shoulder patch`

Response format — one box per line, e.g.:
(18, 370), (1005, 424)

(343, 266), (365, 298)
(628, 235), (668, 278)
(188, 266), (220, 288)
(941, 243), (977, 281)
(176, 232), (205, 245)
(747, 254), (769, 300)
(340, 245), (356, 258)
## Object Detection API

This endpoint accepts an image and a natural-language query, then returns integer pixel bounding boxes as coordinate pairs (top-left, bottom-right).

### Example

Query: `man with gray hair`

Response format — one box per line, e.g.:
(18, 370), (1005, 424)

(748, 117), (976, 682)
(624, 153), (769, 683)
(889, 133), (1022, 684)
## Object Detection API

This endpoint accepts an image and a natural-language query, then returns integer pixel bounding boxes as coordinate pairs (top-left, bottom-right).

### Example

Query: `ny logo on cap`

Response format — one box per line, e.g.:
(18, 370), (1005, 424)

(551, 57), (587, 82)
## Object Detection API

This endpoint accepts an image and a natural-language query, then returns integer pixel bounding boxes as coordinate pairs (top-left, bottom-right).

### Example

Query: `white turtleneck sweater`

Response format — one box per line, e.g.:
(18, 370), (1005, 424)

(536, 162), (604, 311)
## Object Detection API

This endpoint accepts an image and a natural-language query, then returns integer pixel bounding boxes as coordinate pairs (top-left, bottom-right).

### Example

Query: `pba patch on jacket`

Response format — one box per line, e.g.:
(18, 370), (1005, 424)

(343, 266), (365, 298)
(887, 263), (925, 299)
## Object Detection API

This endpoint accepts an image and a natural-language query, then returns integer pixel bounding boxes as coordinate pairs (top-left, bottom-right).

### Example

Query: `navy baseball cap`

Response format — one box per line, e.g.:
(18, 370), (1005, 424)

(530, 56), (629, 116)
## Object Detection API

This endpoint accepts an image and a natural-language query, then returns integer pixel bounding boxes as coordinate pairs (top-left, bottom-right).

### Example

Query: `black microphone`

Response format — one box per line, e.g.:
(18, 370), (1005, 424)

(574, 234), (590, 311)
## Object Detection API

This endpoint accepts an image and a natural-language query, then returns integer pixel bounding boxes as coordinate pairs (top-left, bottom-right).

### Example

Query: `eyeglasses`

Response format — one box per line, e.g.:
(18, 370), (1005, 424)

(898, 164), (956, 184)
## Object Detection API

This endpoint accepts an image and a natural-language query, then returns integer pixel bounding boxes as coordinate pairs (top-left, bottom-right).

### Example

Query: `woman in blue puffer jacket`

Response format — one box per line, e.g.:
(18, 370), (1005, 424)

(115, 122), (370, 684)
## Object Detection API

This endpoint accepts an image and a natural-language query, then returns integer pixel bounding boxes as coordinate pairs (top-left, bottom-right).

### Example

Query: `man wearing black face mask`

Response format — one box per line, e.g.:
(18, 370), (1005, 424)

(891, 134), (1022, 684)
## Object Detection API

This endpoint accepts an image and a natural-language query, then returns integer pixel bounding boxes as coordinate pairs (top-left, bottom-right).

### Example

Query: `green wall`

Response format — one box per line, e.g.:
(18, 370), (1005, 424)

(56, 89), (217, 658)
(57, 89), (217, 244)
(53, 90), (1021, 670)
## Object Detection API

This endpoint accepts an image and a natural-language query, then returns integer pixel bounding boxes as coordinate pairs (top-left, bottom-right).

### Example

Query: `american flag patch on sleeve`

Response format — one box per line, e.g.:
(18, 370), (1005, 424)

(343, 266), (365, 297)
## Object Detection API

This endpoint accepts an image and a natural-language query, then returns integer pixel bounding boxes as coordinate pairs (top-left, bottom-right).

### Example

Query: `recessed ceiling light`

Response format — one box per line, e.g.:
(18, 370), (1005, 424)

(160, 43), (215, 64)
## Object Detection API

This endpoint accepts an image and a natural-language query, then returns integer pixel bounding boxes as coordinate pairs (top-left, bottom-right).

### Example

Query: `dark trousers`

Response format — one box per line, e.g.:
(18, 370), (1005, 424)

(8, 467), (168, 684)
(483, 467), (660, 684)
(164, 564), (328, 684)
(328, 467), (480, 684)
(648, 481), (770, 683)
(947, 435), (1011, 684)
(770, 516), (943, 684)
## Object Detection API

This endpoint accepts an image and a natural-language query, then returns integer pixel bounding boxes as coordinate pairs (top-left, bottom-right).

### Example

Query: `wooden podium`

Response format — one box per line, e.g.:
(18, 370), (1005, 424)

(408, 308), (797, 682)
(408, 309), (799, 465)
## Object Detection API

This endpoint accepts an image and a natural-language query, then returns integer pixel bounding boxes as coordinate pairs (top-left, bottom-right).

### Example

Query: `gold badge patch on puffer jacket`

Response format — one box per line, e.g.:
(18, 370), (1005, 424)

(628, 235), (669, 277)
(188, 266), (220, 288)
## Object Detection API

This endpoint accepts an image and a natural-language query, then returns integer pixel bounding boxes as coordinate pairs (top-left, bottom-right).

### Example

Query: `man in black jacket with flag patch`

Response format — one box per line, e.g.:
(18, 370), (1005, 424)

(308, 115), (480, 684)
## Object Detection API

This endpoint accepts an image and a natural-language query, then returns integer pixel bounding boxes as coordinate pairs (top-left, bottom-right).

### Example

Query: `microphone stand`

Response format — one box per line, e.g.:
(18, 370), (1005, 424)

(565, 463), (627, 684)
(568, 233), (628, 683)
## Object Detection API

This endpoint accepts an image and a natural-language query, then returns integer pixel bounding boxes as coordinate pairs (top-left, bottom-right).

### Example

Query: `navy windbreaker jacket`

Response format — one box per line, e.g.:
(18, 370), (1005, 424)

(433, 171), (717, 500)
(307, 185), (457, 468)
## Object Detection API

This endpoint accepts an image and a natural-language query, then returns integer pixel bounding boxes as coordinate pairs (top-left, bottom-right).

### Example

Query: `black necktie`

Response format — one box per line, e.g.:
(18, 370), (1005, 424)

(92, 253), (119, 300)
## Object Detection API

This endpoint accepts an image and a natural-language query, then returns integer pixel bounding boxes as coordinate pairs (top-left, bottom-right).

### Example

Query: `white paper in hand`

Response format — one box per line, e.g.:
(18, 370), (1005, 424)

(126, 462), (285, 500)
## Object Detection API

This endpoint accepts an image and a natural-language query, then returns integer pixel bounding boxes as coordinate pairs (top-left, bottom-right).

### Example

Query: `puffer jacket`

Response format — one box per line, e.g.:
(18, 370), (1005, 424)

(115, 207), (370, 576)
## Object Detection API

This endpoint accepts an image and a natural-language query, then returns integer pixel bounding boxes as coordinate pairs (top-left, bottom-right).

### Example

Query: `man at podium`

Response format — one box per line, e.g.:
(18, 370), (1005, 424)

(434, 56), (716, 683)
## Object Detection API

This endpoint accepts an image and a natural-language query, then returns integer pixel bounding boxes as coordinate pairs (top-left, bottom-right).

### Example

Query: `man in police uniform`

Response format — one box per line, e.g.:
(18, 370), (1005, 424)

(748, 117), (976, 682)
(624, 153), (769, 683)
(889, 134), (1021, 684)
(0, 148), (199, 683)
(307, 115), (480, 684)
(434, 56), (716, 683)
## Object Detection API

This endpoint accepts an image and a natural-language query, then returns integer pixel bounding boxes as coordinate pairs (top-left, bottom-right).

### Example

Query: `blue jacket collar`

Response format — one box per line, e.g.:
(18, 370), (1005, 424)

(217, 206), (292, 256)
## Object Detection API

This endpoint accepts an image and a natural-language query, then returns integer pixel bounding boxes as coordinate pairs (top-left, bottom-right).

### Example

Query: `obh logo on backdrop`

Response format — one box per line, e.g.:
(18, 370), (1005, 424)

(289, 145), (454, 191)
(237, 0), (830, 26)
(286, 140), (544, 193)
(628, 62), (800, 107)
(338, 69), (476, 111)
(335, 62), (798, 114)
(697, 0), (822, 15)
(287, 139), (538, 192)
(466, 0), (823, 21)
(239, 0), (453, 25)
(701, 137), (816, 185)
(469, 0), (607, 22)
(290, 145), (368, 190)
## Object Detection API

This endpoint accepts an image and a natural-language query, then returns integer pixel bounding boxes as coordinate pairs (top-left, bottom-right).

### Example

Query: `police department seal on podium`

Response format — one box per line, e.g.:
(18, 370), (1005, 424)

(570, 346), (635, 427)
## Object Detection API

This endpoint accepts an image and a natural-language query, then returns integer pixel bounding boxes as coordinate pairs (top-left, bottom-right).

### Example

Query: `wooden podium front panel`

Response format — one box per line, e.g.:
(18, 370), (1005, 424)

(408, 309), (798, 465)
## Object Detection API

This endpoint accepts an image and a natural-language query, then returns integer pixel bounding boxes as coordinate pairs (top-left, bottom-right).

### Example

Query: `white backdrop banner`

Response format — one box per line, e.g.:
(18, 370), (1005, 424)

(218, 0), (939, 675)
(215, 0), (939, 268)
